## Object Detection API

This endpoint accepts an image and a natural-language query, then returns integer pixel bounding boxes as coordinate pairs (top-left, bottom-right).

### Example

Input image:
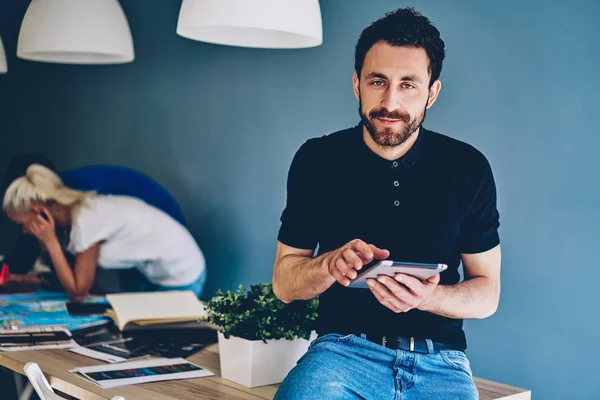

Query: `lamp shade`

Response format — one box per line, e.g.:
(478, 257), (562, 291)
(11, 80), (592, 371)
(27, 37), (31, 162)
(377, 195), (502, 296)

(177, 0), (322, 49)
(0, 36), (6, 73)
(17, 0), (134, 64)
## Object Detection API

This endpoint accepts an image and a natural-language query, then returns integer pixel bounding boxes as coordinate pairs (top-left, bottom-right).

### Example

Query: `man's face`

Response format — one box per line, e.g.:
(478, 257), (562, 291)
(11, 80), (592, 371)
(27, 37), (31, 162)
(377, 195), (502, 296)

(354, 42), (440, 148)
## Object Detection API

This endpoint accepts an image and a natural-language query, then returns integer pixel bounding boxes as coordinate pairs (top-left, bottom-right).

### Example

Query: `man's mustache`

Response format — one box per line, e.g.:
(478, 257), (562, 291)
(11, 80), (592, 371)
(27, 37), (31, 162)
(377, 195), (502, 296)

(369, 108), (410, 123)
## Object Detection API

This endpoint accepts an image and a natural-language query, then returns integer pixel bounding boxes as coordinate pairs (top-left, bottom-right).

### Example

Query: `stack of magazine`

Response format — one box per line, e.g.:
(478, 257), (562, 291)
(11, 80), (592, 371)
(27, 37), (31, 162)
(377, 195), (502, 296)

(0, 291), (111, 332)
(68, 291), (217, 363)
(70, 325), (216, 363)
(0, 326), (76, 351)
(0, 292), (110, 351)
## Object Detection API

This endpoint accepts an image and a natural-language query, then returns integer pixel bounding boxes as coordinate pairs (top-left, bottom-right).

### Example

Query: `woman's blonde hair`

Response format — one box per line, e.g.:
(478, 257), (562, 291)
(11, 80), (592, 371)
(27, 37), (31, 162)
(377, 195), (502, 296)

(2, 164), (93, 213)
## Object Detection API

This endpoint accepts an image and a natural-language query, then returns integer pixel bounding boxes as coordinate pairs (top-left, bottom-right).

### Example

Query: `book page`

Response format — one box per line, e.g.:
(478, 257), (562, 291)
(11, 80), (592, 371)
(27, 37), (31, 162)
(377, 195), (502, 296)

(106, 291), (207, 331)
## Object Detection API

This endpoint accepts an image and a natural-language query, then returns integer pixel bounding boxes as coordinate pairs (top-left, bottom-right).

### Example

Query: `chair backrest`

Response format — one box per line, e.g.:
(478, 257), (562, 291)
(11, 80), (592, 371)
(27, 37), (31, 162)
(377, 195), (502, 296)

(23, 362), (63, 400)
(60, 165), (186, 225)
(24, 362), (125, 400)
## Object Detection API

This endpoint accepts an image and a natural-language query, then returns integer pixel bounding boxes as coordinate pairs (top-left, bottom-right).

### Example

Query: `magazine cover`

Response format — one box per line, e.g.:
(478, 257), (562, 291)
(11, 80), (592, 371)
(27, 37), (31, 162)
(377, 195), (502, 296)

(0, 291), (110, 331)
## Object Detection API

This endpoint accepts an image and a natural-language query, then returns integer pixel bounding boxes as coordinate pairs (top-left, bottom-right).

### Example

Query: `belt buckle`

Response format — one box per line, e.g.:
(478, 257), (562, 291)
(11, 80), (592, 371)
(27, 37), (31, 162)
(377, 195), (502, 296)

(381, 336), (415, 351)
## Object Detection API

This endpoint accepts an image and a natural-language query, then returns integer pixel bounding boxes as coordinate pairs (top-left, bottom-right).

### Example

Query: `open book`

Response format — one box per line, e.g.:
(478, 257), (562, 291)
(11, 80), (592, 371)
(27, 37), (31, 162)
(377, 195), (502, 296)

(105, 291), (207, 331)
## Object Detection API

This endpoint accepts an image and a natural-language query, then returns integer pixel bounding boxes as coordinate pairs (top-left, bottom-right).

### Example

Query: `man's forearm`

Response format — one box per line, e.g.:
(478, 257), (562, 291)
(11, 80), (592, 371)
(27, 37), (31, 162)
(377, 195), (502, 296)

(419, 276), (500, 319)
(273, 253), (336, 303)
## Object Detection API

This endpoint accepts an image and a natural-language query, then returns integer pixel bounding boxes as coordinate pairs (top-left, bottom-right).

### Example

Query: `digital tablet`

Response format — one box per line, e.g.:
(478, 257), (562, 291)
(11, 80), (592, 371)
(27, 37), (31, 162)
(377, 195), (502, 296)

(347, 260), (447, 289)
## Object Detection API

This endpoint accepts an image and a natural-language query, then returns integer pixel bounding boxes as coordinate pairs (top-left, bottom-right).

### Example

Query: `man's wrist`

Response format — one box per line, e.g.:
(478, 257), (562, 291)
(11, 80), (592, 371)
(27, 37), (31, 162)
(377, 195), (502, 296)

(320, 251), (333, 272)
(418, 285), (443, 312)
(319, 252), (336, 282)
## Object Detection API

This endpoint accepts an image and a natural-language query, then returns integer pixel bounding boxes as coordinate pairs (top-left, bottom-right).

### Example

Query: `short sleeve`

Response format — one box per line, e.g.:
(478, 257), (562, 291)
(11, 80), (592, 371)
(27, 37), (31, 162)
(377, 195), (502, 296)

(277, 140), (320, 251)
(457, 151), (501, 254)
(68, 198), (120, 253)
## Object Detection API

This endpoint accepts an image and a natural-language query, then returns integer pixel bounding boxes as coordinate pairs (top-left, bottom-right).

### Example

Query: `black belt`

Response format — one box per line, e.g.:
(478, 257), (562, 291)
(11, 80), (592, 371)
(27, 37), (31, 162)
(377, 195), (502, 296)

(354, 332), (461, 354)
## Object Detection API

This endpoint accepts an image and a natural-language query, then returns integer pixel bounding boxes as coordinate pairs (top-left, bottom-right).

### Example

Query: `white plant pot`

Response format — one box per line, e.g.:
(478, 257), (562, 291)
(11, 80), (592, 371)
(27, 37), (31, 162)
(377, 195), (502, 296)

(218, 331), (316, 388)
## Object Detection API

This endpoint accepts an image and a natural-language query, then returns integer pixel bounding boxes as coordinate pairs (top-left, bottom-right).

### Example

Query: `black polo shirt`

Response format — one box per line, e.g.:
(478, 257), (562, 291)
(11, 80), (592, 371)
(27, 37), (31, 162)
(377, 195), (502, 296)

(277, 123), (500, 350)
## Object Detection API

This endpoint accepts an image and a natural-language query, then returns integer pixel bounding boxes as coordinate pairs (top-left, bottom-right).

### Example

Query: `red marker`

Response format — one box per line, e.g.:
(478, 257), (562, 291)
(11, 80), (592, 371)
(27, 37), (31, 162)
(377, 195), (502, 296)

(0, 264), (9, 285)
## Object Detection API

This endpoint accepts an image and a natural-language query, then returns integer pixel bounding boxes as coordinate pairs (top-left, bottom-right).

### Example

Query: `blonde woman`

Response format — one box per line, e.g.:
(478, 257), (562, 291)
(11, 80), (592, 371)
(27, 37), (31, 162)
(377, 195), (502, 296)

(3, 164), (206, 301)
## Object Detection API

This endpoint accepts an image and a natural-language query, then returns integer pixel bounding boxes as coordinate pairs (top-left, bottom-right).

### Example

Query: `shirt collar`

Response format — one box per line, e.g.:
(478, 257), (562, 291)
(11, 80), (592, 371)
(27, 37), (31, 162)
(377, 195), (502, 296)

(354, 122), (427, 166)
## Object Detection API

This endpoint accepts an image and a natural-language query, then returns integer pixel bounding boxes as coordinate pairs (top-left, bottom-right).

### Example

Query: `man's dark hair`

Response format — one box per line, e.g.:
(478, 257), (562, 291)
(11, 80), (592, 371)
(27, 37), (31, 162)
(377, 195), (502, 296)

(355, 7), (446, 87)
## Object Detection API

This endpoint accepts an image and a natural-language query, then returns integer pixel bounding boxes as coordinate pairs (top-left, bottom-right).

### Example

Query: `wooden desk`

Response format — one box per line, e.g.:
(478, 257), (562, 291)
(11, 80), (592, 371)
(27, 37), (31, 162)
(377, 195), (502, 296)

(0, 345), (530, 400)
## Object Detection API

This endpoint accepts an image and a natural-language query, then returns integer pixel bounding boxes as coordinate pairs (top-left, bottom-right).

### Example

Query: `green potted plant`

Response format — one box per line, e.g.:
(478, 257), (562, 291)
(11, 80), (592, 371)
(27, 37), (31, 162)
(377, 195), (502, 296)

(202, 282), (318, 387)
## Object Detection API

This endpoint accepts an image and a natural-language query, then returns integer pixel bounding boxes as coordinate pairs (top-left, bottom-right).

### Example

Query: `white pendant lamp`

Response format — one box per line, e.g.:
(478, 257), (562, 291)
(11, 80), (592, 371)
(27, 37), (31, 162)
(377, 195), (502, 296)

(177, 0), (322, 49)
(0, 36), (7, 73)
(17, 0), (134, 64)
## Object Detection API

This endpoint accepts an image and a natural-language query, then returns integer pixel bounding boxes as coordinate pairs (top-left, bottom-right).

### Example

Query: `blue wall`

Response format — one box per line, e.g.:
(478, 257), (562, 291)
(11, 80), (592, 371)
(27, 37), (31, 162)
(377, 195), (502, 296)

(1, 1), (598, 398)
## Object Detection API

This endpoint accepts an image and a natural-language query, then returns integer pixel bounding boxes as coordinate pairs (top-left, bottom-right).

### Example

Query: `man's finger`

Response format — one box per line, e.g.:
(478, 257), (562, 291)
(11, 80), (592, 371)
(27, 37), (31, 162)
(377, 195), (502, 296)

(342, 249), (363, 270)
(351, 240), (373, 261)
(368, 279), (387, 301)
(367, 278), (406, 312)
(393, 273), (425, 295)
(369, 244), (390, 260)
(354, 251), (372, 264)
(377, 275), (417, 307)
(330, 265), (351, 287)
(336, 257), (357, 279)
(425, 273), (441, 285)
(369, 284), (401, 313)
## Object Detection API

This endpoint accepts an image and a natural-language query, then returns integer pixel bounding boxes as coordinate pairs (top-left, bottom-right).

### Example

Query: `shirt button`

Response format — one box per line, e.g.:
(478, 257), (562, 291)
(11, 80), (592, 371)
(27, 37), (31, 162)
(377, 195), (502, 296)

(393, 181), (399, 187)
(392, 161), (398, 168)
(394, 200), (400, 207)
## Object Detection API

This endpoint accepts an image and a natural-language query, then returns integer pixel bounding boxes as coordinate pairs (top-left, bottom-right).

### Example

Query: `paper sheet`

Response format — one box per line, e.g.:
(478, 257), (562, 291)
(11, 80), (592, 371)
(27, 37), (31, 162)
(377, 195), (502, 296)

(70, 357), (214, 388)
(69, 346), (128, 364)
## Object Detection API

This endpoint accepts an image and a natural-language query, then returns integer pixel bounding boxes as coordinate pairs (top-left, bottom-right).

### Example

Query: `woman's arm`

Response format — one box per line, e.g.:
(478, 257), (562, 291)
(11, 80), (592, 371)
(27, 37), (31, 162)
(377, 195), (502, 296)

(46, 240), (100, 301)
(27, 210), (100, 301)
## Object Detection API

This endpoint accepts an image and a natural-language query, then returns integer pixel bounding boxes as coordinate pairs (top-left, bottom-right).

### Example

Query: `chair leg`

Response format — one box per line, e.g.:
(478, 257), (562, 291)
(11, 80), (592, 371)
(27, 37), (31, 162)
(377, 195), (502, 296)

(14, 372), (24, 395)
(18, 382), (34, 400)
(14, 372), (33, 400)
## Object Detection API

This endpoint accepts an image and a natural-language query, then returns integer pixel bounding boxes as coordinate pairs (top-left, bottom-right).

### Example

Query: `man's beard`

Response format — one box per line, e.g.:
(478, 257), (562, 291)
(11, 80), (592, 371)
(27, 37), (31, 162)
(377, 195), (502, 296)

(359, 97), (427, 148)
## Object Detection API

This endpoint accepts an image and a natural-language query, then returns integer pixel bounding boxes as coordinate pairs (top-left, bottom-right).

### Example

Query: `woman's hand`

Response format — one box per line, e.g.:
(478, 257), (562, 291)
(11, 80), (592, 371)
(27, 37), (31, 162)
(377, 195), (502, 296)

(4, 273), (45, 285)
(25, 209), (58, 246)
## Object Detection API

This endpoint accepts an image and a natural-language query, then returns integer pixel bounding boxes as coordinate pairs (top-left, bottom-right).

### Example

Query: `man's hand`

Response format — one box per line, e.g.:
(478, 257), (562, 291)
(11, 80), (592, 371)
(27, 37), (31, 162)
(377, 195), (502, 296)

(326, 239), (390, 287)
(25, 208), (57, 246)
(366, 273), (440, 313)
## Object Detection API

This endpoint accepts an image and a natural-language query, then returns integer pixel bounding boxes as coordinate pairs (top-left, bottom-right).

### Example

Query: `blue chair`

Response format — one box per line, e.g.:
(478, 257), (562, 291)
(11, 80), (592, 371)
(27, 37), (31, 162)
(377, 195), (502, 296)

(60, 165), (186, 226)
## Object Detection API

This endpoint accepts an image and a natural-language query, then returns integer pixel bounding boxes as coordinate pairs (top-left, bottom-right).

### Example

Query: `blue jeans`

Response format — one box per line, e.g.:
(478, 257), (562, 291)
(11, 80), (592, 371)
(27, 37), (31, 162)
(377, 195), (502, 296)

(275, 333), (478, 400)
(135, 270), (206, 297)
